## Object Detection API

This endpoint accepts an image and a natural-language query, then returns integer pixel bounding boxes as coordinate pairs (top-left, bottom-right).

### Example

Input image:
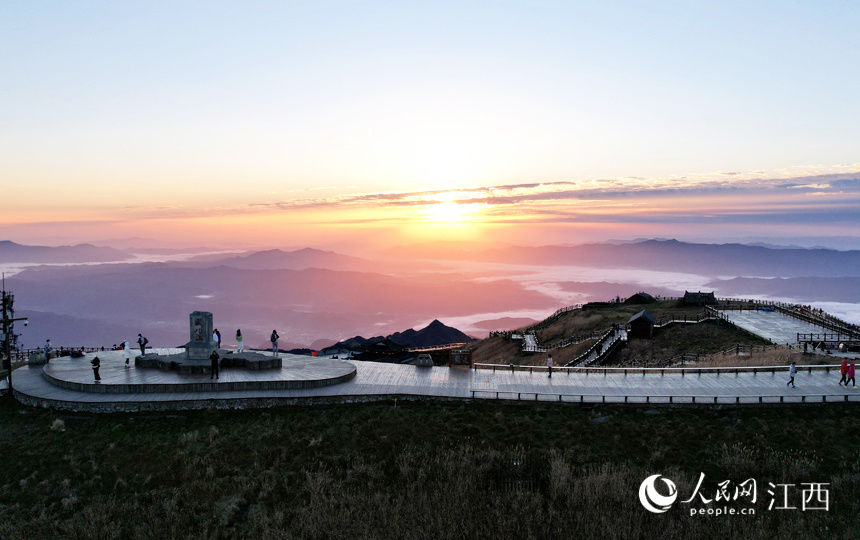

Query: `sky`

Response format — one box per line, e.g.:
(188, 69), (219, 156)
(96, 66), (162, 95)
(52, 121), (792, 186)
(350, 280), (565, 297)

(2, 1), (859, 249)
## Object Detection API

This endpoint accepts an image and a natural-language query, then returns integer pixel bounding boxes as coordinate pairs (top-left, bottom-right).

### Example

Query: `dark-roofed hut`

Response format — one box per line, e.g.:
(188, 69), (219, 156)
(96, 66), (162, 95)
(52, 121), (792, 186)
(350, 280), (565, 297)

(624, 292), (656, 304)
(683, 291), (716, 306)
(628, 310), (656, 339)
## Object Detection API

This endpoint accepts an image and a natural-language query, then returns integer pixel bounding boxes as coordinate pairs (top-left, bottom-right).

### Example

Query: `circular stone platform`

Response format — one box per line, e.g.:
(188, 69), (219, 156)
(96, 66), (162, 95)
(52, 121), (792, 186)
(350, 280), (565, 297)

(42, 350), (356, 394)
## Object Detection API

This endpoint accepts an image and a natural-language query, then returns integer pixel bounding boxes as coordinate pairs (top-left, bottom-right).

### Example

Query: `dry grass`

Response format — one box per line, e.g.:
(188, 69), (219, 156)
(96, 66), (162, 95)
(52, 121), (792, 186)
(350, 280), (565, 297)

(0, 400), (859, 538)
(469, 334), (596, 366)
(536, 300), (706, 344)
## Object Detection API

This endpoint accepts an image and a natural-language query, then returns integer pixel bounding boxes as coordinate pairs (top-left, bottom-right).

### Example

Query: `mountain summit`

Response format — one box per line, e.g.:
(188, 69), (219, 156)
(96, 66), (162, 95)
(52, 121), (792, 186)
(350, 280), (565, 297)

(323, 320), (474, 354)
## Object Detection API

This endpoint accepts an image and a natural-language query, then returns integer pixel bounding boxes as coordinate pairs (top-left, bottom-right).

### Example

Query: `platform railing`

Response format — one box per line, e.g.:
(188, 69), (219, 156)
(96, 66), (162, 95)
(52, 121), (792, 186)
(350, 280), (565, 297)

(473, 362), (844, 376)
(468, 389), (859, 404)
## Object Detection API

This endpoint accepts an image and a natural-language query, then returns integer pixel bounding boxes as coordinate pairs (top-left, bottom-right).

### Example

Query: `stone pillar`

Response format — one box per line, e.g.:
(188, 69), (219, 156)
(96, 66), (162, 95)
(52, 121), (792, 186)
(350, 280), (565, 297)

(185, 311), (214, 361)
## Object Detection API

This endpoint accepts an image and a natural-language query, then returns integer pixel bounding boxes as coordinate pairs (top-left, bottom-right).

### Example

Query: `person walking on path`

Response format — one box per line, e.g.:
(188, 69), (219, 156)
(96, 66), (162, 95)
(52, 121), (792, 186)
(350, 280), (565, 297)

(270, 330), (280, 357)
(137, 333), (149, 356)
(209, 349), (220, 380)
(839, 359), (849, 386)
(546, 353), (553, 378)
(123, 340), (131, 367)
(235, 329), (244, 353)
(786, 361), (797, 388)
(91, 356), (101, 382)
(848, 362), (856, 389)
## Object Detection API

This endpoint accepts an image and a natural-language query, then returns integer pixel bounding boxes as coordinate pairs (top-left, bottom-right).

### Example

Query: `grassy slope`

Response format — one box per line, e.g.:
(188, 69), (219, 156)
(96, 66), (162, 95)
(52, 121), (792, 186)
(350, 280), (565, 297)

(471, 301), (767, 367)
(1, 400), (858, 538)
(611, 320), (770, 367)
(469, 335), (596, 366)
(536, 300), (707, 344)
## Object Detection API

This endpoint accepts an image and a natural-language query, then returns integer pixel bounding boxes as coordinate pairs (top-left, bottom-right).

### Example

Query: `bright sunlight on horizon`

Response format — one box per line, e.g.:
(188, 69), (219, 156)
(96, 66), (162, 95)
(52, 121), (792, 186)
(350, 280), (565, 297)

(1, 2), (859, 249)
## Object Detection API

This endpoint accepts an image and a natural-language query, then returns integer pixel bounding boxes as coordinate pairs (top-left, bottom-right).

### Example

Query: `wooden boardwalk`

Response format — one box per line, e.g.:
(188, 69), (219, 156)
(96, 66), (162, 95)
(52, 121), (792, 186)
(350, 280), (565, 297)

(10, 350), (860, 412)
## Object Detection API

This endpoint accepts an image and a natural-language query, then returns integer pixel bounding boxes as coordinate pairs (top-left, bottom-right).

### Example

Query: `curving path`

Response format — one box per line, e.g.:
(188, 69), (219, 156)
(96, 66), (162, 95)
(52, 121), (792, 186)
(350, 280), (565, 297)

(10, 350), (860, 412)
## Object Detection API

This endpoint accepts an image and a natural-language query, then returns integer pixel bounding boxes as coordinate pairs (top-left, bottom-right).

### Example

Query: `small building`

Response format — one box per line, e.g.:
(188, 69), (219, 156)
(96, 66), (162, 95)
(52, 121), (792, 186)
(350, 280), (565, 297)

(628, 310), (656, 339)
(624, 292), (656, 304)
(683, 291), (716, 306)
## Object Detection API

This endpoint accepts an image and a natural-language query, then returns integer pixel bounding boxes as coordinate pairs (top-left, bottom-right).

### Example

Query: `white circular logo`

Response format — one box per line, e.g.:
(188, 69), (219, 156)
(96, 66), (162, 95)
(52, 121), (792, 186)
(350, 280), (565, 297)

(639, 474), (678, 513)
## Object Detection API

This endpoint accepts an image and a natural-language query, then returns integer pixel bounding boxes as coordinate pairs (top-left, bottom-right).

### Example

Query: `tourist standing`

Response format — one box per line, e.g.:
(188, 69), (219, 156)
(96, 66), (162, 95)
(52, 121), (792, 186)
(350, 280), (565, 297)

(213, 329), (222, 349)
(546, 353), (553, 378)
(848, 362), (856, 389)
(786, 361), (797, 388)
(209, 349), (220, 380)
(839, 359), (849, 386)
(91, 356), (101, 382)
(44, 339), (52, 362)
(123, 340), (131, 367)
(236, 329), (244, 353)
(270, 330), (280, 357)
(137, 333), (149, 356)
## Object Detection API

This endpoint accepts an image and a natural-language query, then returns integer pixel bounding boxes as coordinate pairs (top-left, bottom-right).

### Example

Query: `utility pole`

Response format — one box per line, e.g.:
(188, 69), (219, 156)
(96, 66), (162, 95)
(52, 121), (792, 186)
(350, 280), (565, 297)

(1, 273), (28, 397)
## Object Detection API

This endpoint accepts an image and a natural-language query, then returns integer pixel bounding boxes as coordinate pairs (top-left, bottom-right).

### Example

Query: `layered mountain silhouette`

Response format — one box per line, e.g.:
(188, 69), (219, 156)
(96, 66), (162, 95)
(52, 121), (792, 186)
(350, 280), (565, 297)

(387, 239), (860, 278)
(0, 240), (130, 263)
(193, 248), (373, 271)
(322, 320), (474, 354)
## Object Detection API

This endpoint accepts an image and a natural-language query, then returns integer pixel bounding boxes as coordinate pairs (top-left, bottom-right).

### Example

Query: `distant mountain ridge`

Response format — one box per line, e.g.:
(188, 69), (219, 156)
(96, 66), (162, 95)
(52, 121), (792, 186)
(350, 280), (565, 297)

(322, 319), (474, 353)
(0, 240), (130, 263)
(387, 239), (860, 278)
(198, 247), (373, 271)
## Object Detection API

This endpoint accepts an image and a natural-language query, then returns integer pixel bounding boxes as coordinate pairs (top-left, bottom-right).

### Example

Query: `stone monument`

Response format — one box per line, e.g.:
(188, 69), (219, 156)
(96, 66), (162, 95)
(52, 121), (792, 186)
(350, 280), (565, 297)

(185, 311), (214, 361)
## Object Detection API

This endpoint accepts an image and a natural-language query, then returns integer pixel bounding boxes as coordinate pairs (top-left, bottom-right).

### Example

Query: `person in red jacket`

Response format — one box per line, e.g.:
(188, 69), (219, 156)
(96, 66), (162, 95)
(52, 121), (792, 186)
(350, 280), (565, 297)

(839, 359), (849, 386)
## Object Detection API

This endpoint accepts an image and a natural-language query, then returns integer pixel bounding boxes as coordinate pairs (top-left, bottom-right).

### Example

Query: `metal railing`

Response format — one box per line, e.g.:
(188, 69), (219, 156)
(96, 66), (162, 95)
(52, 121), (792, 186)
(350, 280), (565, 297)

(469, 389), (859, 404)
(474, 362), (843, 376)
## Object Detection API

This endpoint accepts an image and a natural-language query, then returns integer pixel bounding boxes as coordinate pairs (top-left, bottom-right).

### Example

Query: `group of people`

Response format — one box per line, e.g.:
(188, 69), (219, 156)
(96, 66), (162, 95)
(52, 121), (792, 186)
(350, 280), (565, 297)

(207, 328), (280, 379)
(209, 328), (280, 355)
(45, 326), (286, 383)
(784, 359), (856, 389)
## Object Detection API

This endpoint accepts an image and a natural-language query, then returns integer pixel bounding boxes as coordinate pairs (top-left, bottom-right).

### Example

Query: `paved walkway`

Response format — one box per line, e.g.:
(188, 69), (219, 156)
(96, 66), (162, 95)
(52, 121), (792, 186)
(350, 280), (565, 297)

(11, 351), (860, 411)
(721, 310), (830, 345)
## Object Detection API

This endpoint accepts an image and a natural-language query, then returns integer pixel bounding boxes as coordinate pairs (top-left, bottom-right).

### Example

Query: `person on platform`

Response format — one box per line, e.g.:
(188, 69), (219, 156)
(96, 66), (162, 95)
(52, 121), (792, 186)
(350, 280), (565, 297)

(91, 356), (101, 382)
(213, 329), (222, 349)
(786, 361), (797, 388)
(236, 329), (244, 353)
(848, 362), (856, 389)
(137, 333), (149, 356)
(210, 349), (220, 380)
(839, 359), (849, 386)
(123, 340), (131, 367)
(546, 353), (553, 378)
(44, 339), (52, 363)
(270, 330), (280, 357)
